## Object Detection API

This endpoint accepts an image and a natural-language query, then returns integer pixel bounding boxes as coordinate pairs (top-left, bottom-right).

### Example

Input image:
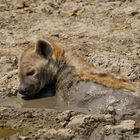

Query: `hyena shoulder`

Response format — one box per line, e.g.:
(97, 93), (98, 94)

(64, 50), (135, 92)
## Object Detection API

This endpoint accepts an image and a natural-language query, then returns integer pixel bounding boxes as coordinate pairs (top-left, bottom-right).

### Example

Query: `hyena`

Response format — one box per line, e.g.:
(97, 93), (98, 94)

(18, 39), (140, 113)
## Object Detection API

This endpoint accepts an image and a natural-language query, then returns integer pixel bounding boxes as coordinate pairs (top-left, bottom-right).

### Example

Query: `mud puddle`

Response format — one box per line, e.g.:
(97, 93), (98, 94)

(0, 127), (26, 139)
(0, 128), (18, 138)
(0, 86), (68, 111)
(0, 96), (68, 111)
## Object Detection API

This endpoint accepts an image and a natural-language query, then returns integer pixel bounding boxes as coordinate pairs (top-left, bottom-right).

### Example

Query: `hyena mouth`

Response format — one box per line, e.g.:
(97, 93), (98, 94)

(18, 85), (42, 99)
(18, 92), (37, 99)
(18, 86), (41, 99)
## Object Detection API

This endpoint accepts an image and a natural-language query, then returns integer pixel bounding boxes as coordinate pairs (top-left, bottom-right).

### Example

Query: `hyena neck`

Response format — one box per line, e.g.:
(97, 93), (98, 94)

(51, 41), (65, 72)
(44, 41), (64, 85)
(54, 53), (68, 80)
(44, 55), (65, 86)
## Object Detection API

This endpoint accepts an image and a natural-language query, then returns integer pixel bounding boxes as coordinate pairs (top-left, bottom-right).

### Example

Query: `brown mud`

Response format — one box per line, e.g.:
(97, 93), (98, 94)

(0, 0), (140, 139)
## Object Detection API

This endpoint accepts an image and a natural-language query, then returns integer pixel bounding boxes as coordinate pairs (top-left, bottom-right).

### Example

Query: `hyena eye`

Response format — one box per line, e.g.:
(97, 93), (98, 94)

(26, 69), (35, 76)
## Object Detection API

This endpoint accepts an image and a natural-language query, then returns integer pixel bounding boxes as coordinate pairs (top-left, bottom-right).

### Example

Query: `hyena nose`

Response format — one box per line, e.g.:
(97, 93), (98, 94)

(18, 87), (29, 95)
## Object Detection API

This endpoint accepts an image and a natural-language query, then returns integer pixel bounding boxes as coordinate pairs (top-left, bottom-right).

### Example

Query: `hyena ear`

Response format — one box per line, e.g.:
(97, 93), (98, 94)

(36, 40), (53, 59)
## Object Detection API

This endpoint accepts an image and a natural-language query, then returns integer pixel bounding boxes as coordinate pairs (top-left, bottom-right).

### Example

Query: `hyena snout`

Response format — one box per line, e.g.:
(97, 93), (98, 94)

(18, 84), (29, 95)
(18, 83), (33, 96)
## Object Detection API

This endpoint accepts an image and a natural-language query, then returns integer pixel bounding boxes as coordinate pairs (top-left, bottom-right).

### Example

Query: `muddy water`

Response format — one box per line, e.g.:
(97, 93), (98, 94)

(0, 86), (68, 110)
(0, 96), (68, 111)
(0, 127), (28, 138)
(0, 88), (70, 139)
(0, 93), (68, 138)
(0, 128), (19, 138)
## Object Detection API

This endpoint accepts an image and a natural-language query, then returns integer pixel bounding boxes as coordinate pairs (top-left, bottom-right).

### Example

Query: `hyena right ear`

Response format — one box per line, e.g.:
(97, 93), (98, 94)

(36, 39), (53, 59)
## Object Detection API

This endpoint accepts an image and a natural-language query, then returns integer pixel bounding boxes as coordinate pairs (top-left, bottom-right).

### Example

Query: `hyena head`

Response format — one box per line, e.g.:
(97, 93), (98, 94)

(18, 39), (63, 98)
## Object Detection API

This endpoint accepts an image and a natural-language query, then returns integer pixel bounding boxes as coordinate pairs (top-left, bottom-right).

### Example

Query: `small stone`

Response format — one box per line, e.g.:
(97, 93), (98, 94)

(67, 114), (95, 129)
(104, 114), (113, 122)
(0, 107), (7, 112)
(56, 110), (74, 126)
(117, 120), (136, 131)
(107, 106), (115, 114)
(19, 136), (30, 140)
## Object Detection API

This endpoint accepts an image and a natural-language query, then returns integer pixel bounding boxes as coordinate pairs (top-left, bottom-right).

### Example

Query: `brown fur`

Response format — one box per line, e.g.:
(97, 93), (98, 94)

(65, 51), (135, 92)
(18, 39), (135, 98)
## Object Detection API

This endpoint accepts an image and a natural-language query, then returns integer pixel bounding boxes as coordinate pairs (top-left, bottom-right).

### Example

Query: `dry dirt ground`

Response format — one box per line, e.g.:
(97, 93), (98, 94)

(0, 0), (140, 139)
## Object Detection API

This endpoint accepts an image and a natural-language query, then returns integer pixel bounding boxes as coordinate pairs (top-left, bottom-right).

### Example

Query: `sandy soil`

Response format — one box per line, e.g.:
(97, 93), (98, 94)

(0, 0), (140, 139)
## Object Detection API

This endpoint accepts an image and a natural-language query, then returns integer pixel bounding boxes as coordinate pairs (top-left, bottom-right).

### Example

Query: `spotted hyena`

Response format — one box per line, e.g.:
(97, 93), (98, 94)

(18, 39), (135, 97)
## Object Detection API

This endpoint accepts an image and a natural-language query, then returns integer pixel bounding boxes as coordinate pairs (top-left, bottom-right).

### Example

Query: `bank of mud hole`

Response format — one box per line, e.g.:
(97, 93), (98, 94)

(0, 0), (140, 139)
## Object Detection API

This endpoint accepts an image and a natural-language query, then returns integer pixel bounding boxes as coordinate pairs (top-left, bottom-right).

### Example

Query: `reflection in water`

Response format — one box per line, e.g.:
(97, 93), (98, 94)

(22, 85), (68, 110)
(23, 96), (67, 110)
(0, 85), (68, 111)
